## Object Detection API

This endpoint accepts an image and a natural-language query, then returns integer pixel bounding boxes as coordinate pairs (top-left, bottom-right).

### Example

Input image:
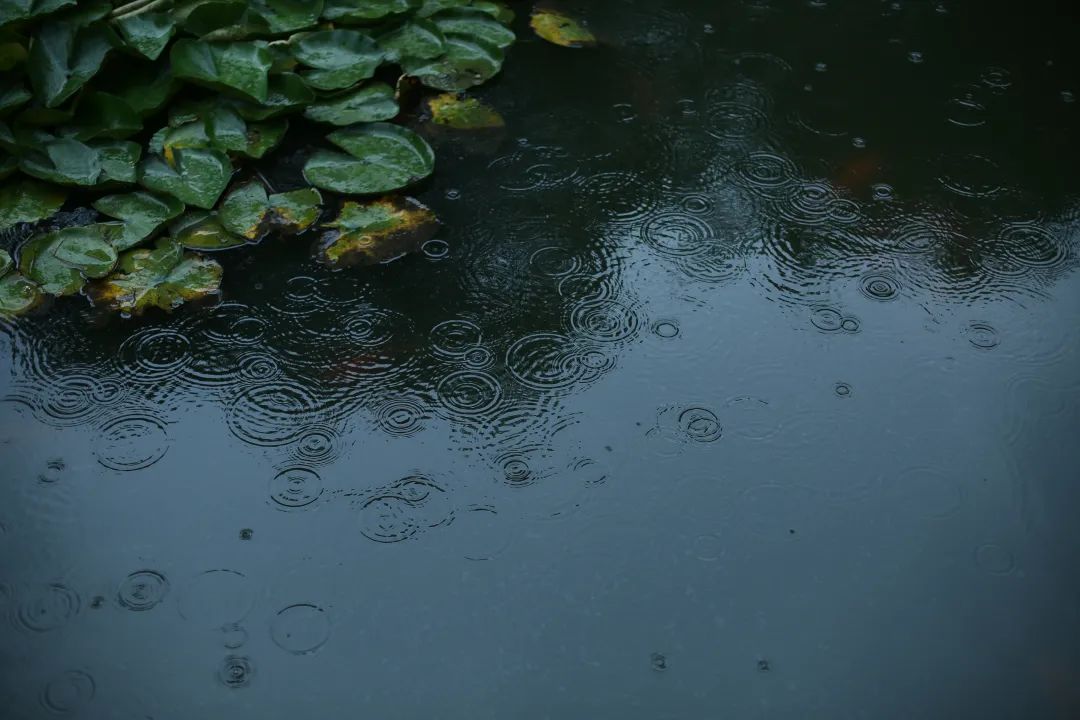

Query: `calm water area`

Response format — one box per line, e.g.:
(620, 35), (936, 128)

(2, 0), (1080, 717)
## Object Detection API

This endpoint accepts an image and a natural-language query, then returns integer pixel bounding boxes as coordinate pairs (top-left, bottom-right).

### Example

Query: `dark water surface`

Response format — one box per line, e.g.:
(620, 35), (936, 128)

(3, 1), (1080, 717)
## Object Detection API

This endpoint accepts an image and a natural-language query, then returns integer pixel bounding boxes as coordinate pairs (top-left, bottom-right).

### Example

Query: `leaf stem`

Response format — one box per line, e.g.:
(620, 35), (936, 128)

(109, 0), (171, 19)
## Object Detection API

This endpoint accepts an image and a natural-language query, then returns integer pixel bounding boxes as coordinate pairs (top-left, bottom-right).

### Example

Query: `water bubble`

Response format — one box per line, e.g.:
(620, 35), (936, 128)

(975, 543), (1015, 575)
(179, 570), (255, 628)
(652, 320), (680, 338)
(118, 326), (193, 383)
(980, 66), (1012, 89)
(16, 583), (80, 632)
(964, 322), (999, 350)
(851, 136), (866, 148)
(651, 652), (668, 671)
(430, 319), (483, 358)
(218, 656), (253, 689)
(463, 346), (494, 369)
(37, 458), (65, 484)
(358, 495), (419, 543)
(271, 604), (330, 655)
(198, 303), (268, 345)
(269, 468), (324, 509)
(422, 238), (450, 259)
(947, 90), (986, 128)
(237, 352), (281, 382)
(221, 622), (248, 649)
(568, 299), (641, 343)
(907, 50), (924, 64)
(859, 273), (901, 301)
(436, 370), (503, 417)
(705, 101), (769, 140)
(290, 425), (343, 467)
(375, 398), (429, 437)
(810, 307), (843, 332)
(239, 528), (253, 541)
(840, 316), (861, 333)
(654, 404), (722, 444)
(39, 670), (95, 713)
(445, 188), (461, 200)
(117, 570), (168, 611)
(226, 382), (320, 447)
(775, 181), (836, 225)
(641, 211), (713, 257)
(529, 246), (580, 277)
(734, 151), (799, 197)
(497, 450), (539, 488)
(834, 382), (852, 397)
(342, 307), (401, 348)
(871, 183), (895, 201)
(506, 333), (589, 391)
(680, 194), (713, 214)
(1062, 90), (1075, 104)
(94, 414), (170, 471)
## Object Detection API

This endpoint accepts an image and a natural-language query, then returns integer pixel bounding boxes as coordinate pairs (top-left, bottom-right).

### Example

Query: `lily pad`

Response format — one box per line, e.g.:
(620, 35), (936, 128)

(322, 0), (417, 23)
(0, 80), (31, 116)
(171, 39), (273, 102)
(319, 195), (439, 267)
(218, 181), (269, 239)
(19, 223), (120, 295)
(70, 91), (142, 140)
(530, 9), (596, 48)
(170, 211), (248, 250)
(290, 29), (384, 91)
(424, 92), (503, 128)
(27, 19), (115, 108)
(0, 179), (66, 230)
(418, 0), (514, 24)
(376, 18), (445, 62)
(401, 34), (503, 91)
(228, 72), (314, 120)
(304, 82), (398, 125)
(108, 64), (177, 117)
(86, 236), (223, 314)
(303, 122), (434, 194)
(92, 191), (185, 250)
(140, 147), (233, 209)
(19, 137), (141, 186)
(251, 0), (324, 33)
(0, 0), (76, 28)
(0, 269), (43, 316)
(269, 187), (322, 232)
(431, 9), (514, 49)
(114, 11), (176, 60)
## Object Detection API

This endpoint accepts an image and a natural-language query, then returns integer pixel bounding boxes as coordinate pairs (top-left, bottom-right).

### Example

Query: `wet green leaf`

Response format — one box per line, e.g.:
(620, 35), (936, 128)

(417, 0), (513, 24)
(19, 137), (140, 186)
(0, 0), (75, 28)
(530, 9), (596, 48)
(0, 248), (11, 276)
(290, 29), (384, 91)
(27, 20), (115, 107)
(113, 11), (175, 60)
(108, 63), (177, 117)
(303, 122), (434, 194)
(171, 39), (273, 102)
(322, 0), (417, 23)
(19, 223), (119, 295)
(70, 90), (142, 140)
(269, 187), (322, 232)
(92, 191), (185, 250)
(218, 180), (269, 239)
(0, 178), (65, 229)
(140, 147), (233, 209)
(0, 38), (27, 70)
(424, 91), (503, 129)
(251, 0), (324, 33)
(0, 80), (32, 116)
(86, 236), (223, 314)
(170, 211), (248, 250)
(431, 9), (513, 49)
(180, 2), (247, 36)
(319, 195), (439, 267)
(0, 270), (43, 316)
(402, 34), (503, 91)
(304, 82), (398, 125)
(375, 18), (445, 62)
(0, 152), (14, 179)
(228, 72), (314, 120)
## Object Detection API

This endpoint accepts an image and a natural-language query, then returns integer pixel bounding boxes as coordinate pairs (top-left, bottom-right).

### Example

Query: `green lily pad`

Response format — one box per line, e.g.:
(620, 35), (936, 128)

(375, 18), (445, 62)
(0, 248), (11, 276)
(107, 63), (177, 117)
(290, 29), (384, 91)
(424, 92), (503, 128)
(19, 137), (141, 186)
(0, 80), (31, 116)
(0, 0), (76, 28)
(218, 180), (269, 239)
(86, 236), (223, 314)
(19, 223), (120, 295)
(27, 19), (115, 108)
(228, 72), (315, 120)
(401, 34), (503, 91)
(0, 179), (65, 230)
(303, 122), (434, 194)
(179, 2), (248, 36)
(251, 0), (324, 33)
(0, 39), (26, 71)
(304, 82), (398, 125)
(322, 0), (417, 23)
(171, 39), (273, 103)
(70, 91), (142, 140)
(92, 191), (185, 250)
(530, 9), (596, 48)
(431, 9), (514, 49)
(140, 147), (233, 209)
(0, 270), (43, 316)
(170, 211), (248, 250)
(319, 195), (439, 267)
(418, 0), (513, 24)
(113, 11), (176, 60)
(0, 152), (14, 179)
(269, 187), (322, 232)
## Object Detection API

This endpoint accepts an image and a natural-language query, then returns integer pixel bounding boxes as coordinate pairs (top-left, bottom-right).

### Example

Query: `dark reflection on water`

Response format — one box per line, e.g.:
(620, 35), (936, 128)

(3, 0), (1080, 717)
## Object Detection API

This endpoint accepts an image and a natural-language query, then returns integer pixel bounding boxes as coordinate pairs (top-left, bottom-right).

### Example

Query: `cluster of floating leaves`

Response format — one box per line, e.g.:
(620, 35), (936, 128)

(0, 0), (596, 317)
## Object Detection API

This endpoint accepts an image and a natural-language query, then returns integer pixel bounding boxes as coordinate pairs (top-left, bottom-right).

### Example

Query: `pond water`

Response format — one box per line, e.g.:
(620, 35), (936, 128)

(3, 0), (1080, 717)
